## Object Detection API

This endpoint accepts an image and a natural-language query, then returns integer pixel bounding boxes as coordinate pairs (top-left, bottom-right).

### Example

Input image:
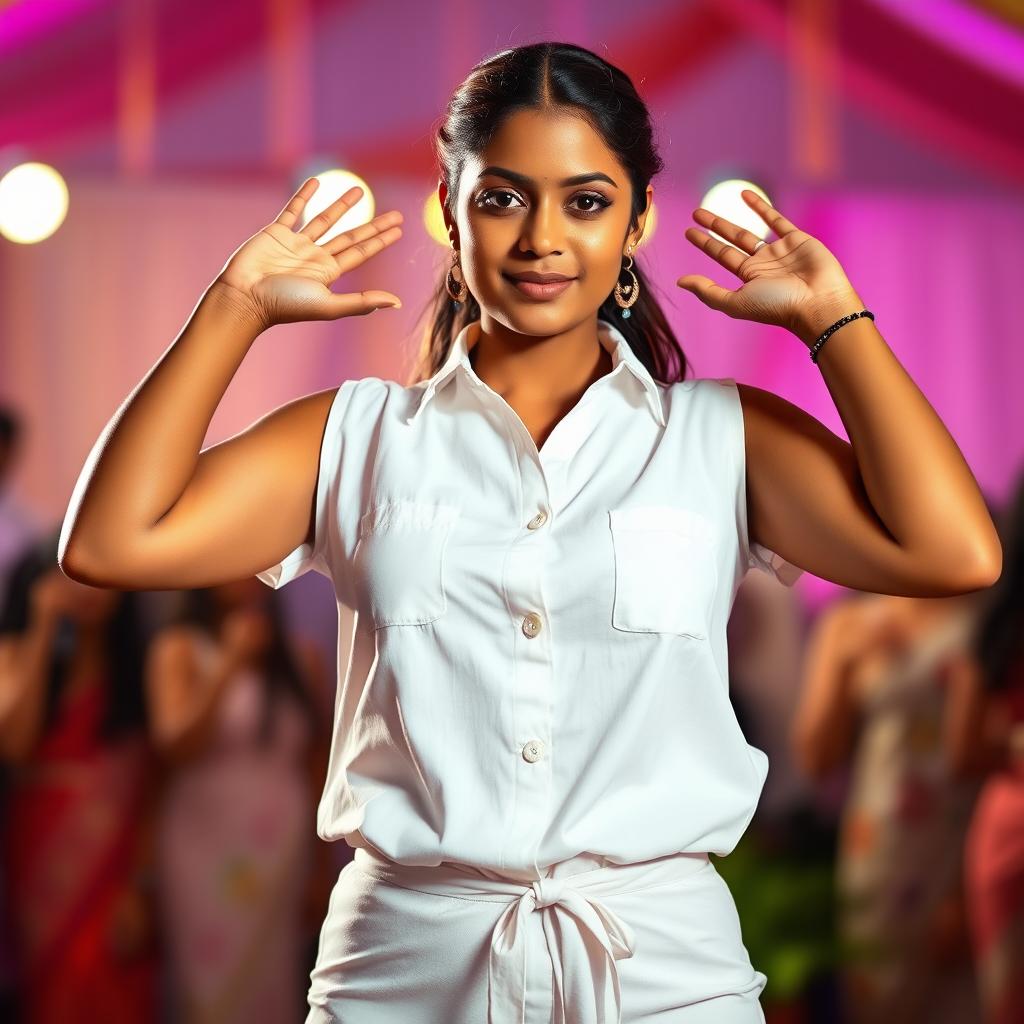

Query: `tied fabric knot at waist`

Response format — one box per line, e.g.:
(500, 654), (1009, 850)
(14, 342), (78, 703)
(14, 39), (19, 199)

(488, 871), (635, 1024)
(351, 846), (712, 1024)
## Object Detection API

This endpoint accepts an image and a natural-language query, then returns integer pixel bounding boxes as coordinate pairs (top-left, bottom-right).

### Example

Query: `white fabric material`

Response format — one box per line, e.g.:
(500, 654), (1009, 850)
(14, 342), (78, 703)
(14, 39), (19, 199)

(307, 846), (767, 1023)
(257, 318), (803, 877)
(349, 846), (664, 1024)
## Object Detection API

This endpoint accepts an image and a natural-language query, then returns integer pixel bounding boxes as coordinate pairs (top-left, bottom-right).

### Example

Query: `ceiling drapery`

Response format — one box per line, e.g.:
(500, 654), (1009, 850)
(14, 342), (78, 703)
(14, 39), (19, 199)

(0, 0), (1020, 185)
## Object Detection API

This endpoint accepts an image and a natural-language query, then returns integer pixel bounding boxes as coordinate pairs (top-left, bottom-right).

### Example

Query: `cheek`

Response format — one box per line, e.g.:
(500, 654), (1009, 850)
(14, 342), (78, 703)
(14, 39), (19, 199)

(454, 222), (493, 274)
(576, 236), (626, 291)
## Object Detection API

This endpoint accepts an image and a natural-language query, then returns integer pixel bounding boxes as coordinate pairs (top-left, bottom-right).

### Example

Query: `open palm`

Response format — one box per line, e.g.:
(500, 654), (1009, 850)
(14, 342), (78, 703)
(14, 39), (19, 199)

(217, 178), (404, 328)
(676, 189), (859, 334)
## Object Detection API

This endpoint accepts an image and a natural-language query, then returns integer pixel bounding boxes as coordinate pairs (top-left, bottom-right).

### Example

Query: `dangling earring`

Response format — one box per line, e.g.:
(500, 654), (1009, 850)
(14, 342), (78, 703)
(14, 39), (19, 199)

(614, 245), (639, 319)
(445, 248), (468, 303)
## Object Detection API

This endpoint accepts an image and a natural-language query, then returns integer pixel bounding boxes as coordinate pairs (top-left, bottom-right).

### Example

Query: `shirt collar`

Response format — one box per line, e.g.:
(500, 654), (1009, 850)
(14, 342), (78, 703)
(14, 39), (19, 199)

(408, 318), (666, 427)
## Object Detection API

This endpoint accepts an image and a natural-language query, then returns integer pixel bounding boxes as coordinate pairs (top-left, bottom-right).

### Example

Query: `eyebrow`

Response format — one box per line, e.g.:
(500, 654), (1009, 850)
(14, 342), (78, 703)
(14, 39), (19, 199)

(478, 165), (619, 189)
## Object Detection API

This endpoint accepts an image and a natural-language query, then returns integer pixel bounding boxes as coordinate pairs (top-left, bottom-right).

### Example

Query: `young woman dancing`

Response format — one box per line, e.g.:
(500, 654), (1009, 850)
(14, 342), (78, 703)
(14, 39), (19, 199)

(59, 40), (1000, 1024)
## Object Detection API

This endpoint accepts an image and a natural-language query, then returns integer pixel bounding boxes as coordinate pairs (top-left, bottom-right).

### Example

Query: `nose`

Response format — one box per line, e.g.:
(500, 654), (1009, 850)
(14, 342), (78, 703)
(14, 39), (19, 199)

(517, 194), (563, 257)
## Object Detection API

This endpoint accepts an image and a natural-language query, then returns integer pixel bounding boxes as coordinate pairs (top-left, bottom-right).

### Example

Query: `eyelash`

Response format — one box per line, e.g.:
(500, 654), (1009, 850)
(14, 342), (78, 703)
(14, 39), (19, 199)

(477, 189), (612, 216)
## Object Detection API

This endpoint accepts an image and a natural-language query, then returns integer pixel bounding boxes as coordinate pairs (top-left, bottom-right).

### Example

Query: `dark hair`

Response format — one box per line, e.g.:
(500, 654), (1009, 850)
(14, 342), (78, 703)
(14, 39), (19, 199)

(0, 525), (148, 741)
(408, 41), (689, 386)
(166, 587), (317, 746)
(972, 469), (1024, 692)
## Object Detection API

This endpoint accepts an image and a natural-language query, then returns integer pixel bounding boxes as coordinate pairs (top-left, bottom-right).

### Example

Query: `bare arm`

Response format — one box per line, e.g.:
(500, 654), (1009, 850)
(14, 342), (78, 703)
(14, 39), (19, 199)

(60, 179), (403, 591)
(679, 190), (1000, 596)
(0, 567), (81, 760)
(790, 600), (862, 779)
(738, 316), (999, 597)
(0, 623), (56, 761)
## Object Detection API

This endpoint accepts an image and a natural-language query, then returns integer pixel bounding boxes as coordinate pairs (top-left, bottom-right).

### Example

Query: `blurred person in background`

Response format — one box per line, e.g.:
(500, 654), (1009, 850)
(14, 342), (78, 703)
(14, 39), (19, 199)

(720, 575), (842, 1019)
(946, 468), (1024, 1024)
(0, 407), (42, 638)
(791, 568), (996, 1024)
(0, 526), (160, 1023)
(728, 568), (809, 824)
(146, 577), (329, 1023)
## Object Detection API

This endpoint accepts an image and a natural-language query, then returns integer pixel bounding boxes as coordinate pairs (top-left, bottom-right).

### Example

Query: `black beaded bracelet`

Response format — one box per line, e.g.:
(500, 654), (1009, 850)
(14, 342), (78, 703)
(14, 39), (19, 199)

(809, 309), (874, 364)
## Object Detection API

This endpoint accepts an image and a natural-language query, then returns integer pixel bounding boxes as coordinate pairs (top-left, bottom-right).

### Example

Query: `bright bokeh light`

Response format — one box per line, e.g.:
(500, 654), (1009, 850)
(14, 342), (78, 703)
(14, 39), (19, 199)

(697, 179), (772, 248)
(0, 161), (69, 244)
(297, 167), (374, 245)
(423, 189), (448, 247)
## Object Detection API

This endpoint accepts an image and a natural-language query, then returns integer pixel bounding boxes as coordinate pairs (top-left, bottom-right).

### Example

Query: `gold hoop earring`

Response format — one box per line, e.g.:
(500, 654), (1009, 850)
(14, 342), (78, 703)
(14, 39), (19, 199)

(614, 247), (639, 318)
(445, 249), (468, 303)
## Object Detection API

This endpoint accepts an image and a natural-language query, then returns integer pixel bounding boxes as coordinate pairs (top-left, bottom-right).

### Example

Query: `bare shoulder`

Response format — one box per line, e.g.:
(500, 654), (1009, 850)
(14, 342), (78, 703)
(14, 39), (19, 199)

(734, 381), (825, 437)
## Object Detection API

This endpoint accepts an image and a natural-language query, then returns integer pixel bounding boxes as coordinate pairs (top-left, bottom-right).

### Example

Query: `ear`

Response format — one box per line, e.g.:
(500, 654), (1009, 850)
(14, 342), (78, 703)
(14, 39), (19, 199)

(438, 179), (458, 246)
(631, 184), (654, 249)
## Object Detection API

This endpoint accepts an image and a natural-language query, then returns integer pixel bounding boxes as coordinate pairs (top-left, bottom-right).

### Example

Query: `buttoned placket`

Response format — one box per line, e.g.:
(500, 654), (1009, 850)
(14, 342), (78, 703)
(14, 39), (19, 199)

(407, 319), (668, 878)
(463, 365), (613, 877)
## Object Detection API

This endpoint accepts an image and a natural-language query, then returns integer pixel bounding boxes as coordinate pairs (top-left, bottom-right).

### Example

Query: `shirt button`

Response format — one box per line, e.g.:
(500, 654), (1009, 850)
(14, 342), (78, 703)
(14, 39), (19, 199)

(522, 612), (543, 638)
(522, 739), (545, 763)
(527, 510), (548, 530)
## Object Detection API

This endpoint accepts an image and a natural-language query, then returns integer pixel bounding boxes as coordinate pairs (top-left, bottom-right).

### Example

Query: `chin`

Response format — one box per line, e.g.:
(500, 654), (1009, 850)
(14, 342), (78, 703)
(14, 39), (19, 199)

(497, 308), (580, 336)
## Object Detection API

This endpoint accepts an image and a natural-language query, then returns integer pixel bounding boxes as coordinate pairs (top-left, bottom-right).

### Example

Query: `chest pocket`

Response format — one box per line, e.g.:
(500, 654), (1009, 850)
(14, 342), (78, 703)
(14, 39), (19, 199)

(608, 504), (718, 640)
(354, 499), (461, 628)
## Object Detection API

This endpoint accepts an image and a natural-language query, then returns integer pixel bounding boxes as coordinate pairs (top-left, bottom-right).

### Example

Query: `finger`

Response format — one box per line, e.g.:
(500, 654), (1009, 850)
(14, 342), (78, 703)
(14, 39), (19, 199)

(676, 273), (738, 316)
(323, 209), (404, 257)
(684, 227), (748, 277)
(274, 177), (320, 229)
(693, 207), (764, 255)
(299, 184), (365, 241)
(331, 224), (404, 275)
(314, 290), (403, 321)
(741, 189), (799, 236)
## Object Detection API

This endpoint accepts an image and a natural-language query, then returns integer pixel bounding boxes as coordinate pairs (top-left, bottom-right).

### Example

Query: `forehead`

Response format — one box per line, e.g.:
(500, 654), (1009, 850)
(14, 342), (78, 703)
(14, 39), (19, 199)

(469, 108), (618, 177)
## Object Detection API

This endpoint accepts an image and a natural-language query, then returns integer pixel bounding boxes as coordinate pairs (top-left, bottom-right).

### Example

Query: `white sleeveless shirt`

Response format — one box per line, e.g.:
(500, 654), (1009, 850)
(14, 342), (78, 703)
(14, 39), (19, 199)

(257, 317), (802, 876)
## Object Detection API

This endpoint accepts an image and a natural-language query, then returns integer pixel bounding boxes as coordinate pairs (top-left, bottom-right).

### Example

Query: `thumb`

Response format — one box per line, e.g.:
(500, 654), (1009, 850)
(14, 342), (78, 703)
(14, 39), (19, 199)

(318, 290), (403, 320)
(676, 275), (735, 317)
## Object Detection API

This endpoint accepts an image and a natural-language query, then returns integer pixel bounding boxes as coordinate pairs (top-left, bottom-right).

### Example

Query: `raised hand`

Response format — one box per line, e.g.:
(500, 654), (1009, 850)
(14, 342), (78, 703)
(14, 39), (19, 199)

(676, 189), (864, 342)
(215, 178), (404, 329)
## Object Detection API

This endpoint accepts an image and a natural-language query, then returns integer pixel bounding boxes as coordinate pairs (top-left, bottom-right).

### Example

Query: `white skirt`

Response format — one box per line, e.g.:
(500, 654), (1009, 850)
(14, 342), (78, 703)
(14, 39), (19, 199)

(306, 846), (767, 1023)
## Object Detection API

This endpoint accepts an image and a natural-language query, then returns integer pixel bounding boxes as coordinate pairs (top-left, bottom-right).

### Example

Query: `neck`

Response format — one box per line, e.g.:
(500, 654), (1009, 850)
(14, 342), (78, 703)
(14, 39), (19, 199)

(468, 316), (613, 406)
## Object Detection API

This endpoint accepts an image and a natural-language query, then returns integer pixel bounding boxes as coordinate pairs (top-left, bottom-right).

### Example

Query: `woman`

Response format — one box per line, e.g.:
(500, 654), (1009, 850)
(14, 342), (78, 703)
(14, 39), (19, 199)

(792, 588), (987, 1024)
(0, 528), (159, 1022)
(946, 471), (1024, 1023)
(146, 578), (328, 1022)
(58, 40), (1000, 1024)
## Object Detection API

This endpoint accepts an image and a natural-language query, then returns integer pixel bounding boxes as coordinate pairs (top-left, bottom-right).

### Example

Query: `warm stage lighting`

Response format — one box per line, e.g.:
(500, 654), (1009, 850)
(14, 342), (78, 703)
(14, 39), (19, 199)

(0, 161), (69, 244)
(295, 167), (375, 245)
(698, 179), (772, 249)
(423, 190), (449, 247)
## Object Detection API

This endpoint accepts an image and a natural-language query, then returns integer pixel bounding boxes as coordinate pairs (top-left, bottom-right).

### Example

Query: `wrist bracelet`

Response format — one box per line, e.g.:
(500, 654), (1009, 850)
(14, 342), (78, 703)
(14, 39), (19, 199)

(809, 309), (874, 364)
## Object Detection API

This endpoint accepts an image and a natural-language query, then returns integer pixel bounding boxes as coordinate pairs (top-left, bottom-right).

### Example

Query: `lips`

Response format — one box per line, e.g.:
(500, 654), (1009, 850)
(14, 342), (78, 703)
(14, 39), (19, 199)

(503, 273), (576, 301)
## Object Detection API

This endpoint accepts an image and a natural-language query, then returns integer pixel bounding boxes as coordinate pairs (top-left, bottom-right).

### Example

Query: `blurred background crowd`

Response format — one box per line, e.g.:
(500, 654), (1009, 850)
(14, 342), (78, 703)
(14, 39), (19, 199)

(0, 404), (337, 1022)
(2, 1), (1022, 1021)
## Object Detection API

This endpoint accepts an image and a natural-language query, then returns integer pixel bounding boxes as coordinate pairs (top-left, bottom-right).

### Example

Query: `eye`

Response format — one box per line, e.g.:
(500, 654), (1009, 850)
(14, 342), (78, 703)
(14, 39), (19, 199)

(479, 189), (523, 211)
(477, 189), (612, 217)
(569, 192), (613, 215)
